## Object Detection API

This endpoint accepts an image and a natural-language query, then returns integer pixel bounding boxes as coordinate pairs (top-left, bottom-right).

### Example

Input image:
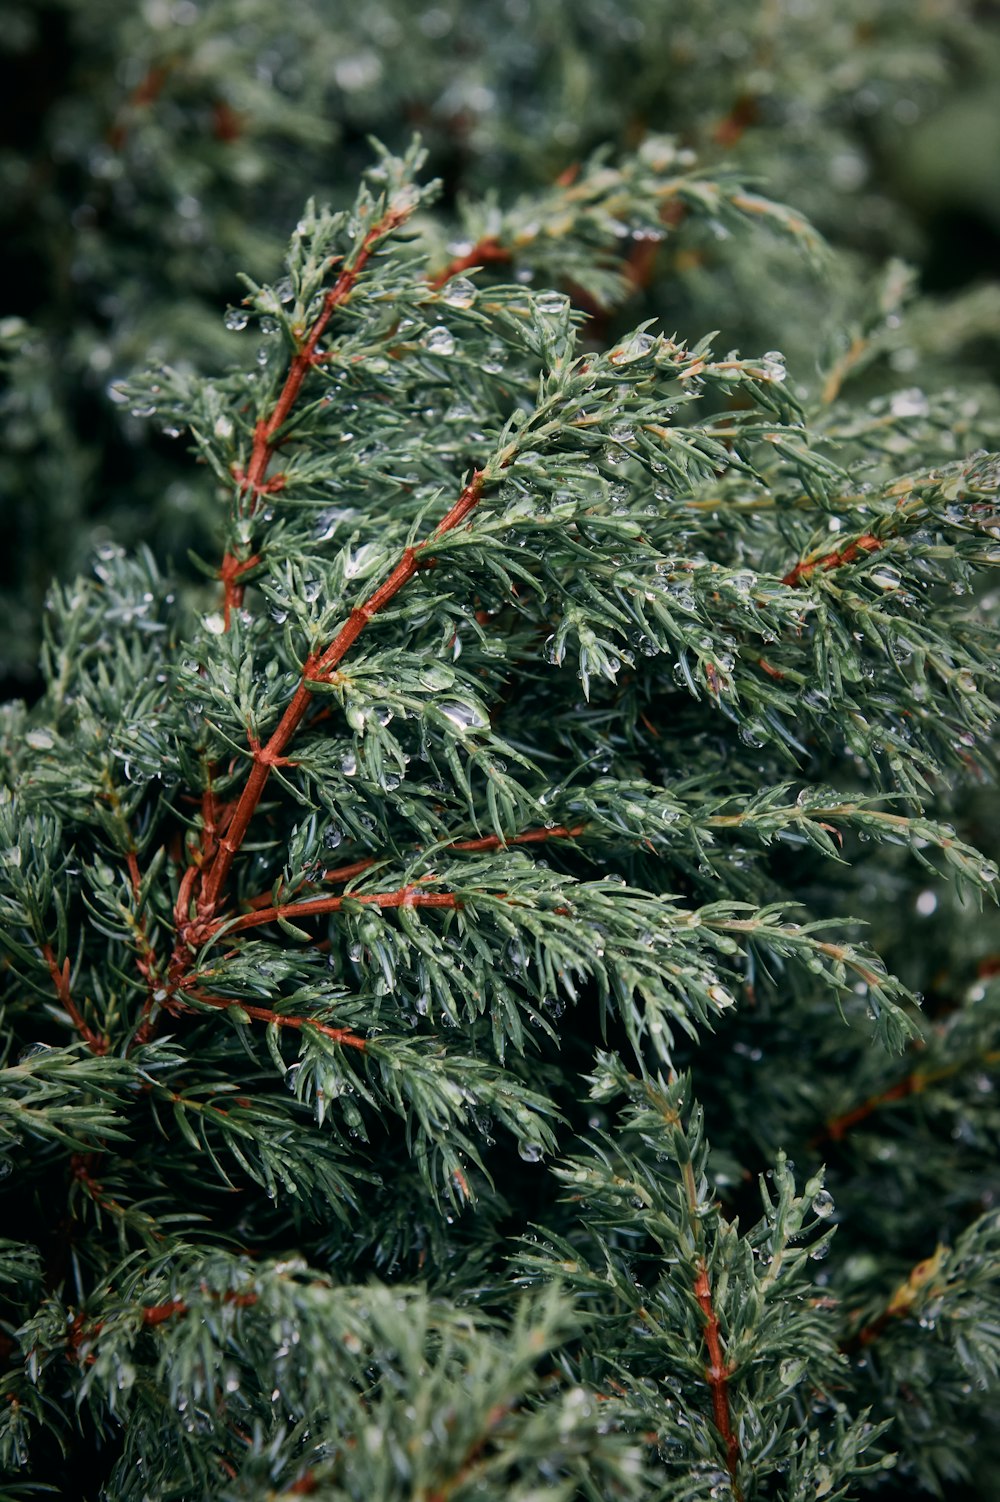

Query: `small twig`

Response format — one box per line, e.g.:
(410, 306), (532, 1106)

(209, 883), (462, 939)
(821, 334), (868, 406)
(182, 991), (367, 1051)
(427, 237), (511, 290)
(843, 1243), (950, 1353)
(41, 944), (105, 1055)
(108, 63), (170, 151)
(814, 1048), (1000, 1146)
(241, 824), (588, 912)
(216, 205), (415, 625)
(694, 1259), (742, 1496)
(782, 533), (882, 588)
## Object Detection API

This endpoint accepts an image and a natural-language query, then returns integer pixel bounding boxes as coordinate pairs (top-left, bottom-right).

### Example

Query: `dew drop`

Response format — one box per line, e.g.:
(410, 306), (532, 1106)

(441, 277), (477, 309)
(439, 701), (487, 733)
(779, 1356), (807, 1386)
(889, 387), (929, 419)
(422, 327), (456, 357)
(419, 663), (455, 690)
(811, 1189), (835, 1220)
(610, 331), (654, 364)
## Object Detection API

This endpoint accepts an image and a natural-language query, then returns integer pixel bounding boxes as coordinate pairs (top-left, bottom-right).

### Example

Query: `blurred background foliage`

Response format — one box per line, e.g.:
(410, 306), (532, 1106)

(2, 0), (1000, 695)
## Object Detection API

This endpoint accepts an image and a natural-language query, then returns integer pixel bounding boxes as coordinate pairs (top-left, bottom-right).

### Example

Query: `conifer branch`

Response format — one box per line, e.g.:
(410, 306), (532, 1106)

(242, 825), (587, 911)
(449, 825), (587, 854)
(218, 200), (419, 625)
(213, 884), (462, 937)
(182, 991), (367, 1050)
(6, 118), (1000, 1495)
(648, 1080), (742, 1495)
(238, 208), (416, 508)
(195, 468), (488, 920)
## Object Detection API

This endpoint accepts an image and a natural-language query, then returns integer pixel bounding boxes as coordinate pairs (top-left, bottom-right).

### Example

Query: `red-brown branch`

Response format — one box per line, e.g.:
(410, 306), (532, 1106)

(142, 1289), (259, 1328)
(126, 846), (169, 1050)
(450, 823), (586, 853)
(239, 208), (410, 510)
(242, 824), (588, 912)
(816, 1074), (924, 1145)
(843, 1245), (949, 1353)
(194, 468), (487, 919)
(217, 202), (415, 625)
(272, 828), (583, 908)
(210, 884), (462, 939)
(237, 207), (408, 510)
(108, 64), (170, 150)
(814, 1045), (1000, 1147)
(712, 94), (761, 148)
(427, 237), (511, 290)
(694, 1259), (741, 1496)
(244, 857), (379, 911)
(782, 533), (882, 588)
(41, 944), (106, 1055)
(183, 991), (367, 1050)
(218, 551), (262, 631)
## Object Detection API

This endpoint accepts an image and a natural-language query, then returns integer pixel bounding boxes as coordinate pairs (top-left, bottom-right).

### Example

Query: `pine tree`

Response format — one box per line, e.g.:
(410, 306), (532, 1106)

(1, 61), (999, 1502)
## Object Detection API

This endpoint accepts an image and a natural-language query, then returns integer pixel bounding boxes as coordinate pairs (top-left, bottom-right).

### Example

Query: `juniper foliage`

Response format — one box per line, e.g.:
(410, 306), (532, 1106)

(4, 0), (1000, 684)
(1, 121), (999, 1502)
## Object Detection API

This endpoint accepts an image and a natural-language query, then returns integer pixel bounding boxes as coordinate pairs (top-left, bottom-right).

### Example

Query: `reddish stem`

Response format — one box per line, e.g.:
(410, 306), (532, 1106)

(108, 64), (169, 150)
(244, 857), (379, 911)
(196, 468), (486, 919)
(427, 237), (511, 290)
(239, 209), (410, 510)
(450, 823), (586, 853)
(816, 1074), (922, 1145)
(218, 551), (262, 631)
(41, 944), (106, 1055)
(843, 1245), (948, 1353)
(782, 533), (882, 588)
(184, 991), (367, 1050)
(212, 884), (462, 939)
(142, 1289), (259, 1327)
(216, 204), (412, 622)
(694, 1260), (741, 1496)
(242, 824), (588, 912)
